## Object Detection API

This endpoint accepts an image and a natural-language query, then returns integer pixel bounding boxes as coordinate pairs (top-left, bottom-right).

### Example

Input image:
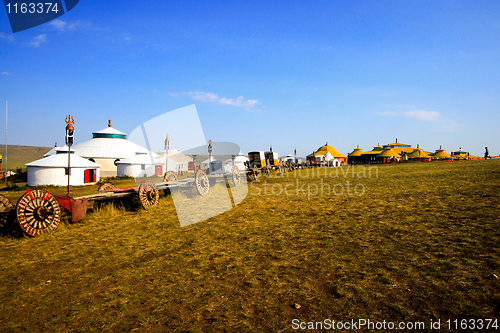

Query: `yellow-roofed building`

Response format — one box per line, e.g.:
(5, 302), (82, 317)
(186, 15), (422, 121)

(382, 138), (414, 155)
(432, 146), (452, 160)
(408, 144), (431, 160)
(347, 145), (364, 164)
(376, 148), (400, 163)
(451, 148), (479, 160)
(357, 143), (384, 163)
(349, 139), (435, 164)
(308, 142), (347, 164)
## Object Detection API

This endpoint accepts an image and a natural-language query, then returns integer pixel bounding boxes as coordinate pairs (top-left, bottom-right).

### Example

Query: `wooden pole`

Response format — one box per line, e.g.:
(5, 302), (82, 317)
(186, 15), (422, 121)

(5, 101), (7, 184)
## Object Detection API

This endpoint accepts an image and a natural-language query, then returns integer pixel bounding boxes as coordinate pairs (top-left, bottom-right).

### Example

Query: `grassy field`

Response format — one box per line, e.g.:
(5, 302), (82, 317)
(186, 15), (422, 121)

(0, 145), (51, 170)
(0, 160), (499, 332)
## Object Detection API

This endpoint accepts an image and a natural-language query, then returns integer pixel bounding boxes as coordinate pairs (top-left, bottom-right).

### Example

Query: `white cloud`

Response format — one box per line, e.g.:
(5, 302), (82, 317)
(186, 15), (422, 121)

(1, 72), (11, 75)
(0, 32), (14, 41)
(181, 91), (259, 109)
(377, 109), (440, 121)
(49, 19), (68, 30)
(30, 34), (47, 47)
(403, 110), (440, 121)
(49, 19), (87, 31)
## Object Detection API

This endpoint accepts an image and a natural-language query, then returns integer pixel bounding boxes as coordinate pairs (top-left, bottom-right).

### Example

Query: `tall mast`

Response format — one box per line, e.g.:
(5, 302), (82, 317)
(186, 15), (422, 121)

(5, 101), (7, 184)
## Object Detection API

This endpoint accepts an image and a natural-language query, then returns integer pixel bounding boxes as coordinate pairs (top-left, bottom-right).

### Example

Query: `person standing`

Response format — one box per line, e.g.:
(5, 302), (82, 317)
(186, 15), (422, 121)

(485, 147), (490, 159)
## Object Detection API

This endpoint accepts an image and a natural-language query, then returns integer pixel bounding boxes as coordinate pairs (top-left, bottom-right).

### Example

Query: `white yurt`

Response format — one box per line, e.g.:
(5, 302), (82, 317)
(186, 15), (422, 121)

(156, 149), (192, 173)
(233, 151), (249, 171)
(26, 147), (101, 186)
(71, 120), (150, 177)
(116, 152), (162, 178)
(282, 154), (295, 164)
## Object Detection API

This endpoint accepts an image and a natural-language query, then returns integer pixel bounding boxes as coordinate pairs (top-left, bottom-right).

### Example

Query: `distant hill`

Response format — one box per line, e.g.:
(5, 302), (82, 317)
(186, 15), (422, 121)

(0, 145), (51, 170)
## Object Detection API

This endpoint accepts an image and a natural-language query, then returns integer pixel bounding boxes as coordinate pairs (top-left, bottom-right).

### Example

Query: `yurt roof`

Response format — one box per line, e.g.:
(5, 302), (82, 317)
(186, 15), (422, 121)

(362, 143), (384, 155)
(93, 126), (127, 136)
(378, 148), (399, 158)
(44, 145), (74, 157)
(433, 146), (451, 158)
(314, 142), (347, 158)
(452, 149), (468, 155)
(156, 150), (193, 163)
(383, 138), (412, 148)
(73, 138), (149, 159)
(116, 152), (161, 165)
(26, 154), (101, 168)
(234, 152), (249, 162)
(348, 145), (364, 157)
(71, 121), (148, 159)
(409, 148), (430, 157)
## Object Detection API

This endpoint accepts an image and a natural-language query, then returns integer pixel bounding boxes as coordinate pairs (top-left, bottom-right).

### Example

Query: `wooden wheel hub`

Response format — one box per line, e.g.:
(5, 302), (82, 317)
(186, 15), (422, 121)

(232, 165), (241, 186)
(138, 180), (159, 209)
(15, 189), (61, 237)
(34, 206), (51, 221)
(195, 169), (210, 196)
(164, 171), (178, 184)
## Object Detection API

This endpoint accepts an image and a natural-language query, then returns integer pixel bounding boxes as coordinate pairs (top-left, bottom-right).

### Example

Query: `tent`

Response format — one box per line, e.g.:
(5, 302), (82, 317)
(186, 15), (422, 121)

(26, 148), (100, 186)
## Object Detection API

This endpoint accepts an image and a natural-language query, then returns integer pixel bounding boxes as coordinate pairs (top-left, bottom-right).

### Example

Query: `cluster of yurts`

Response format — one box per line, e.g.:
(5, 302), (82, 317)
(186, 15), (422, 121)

(25, 121), (474, 187)
(26, 121), (247, 187)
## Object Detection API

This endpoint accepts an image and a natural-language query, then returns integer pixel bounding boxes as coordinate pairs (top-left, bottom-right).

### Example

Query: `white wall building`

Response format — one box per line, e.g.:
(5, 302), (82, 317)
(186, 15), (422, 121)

(71, 121), (151, 177)
(233, 151), (249, 171)
(116, 152), (162, 178)
(26, 149), (101, 186)
(156, 149), (192, 173)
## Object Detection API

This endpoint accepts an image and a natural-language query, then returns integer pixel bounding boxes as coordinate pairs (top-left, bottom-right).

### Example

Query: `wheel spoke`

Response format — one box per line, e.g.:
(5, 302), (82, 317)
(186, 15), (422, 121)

(16, 190), (61, 237)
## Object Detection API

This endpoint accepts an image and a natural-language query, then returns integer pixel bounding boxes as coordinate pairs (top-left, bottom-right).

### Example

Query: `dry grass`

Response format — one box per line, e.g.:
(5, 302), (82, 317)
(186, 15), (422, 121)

(0, 160), (499, 332)
(0, 145), (51, 170)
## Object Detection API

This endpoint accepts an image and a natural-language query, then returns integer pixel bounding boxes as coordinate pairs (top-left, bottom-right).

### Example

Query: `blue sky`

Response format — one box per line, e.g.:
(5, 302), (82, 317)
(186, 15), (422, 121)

(1, 0), (499, 157)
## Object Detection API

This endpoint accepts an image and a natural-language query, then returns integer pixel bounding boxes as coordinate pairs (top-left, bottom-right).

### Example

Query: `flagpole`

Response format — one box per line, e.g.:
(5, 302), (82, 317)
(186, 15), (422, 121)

(5, 101), (7, 184)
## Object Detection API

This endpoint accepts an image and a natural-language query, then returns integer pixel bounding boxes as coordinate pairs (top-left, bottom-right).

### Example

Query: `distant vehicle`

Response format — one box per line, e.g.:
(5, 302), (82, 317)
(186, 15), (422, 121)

(246, 149), (284, 180)
(246, 151), (268, 180)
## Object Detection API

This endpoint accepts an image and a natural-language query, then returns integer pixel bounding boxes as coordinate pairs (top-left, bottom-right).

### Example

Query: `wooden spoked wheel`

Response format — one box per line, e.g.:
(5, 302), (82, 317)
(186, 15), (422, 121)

(195, 169), (210, 196)
(232, 166), (240, 186)
(98, 182), (116, 194)
(15, 190), (61, 237)
(164, 171), (178, 183)
(0, 194), (13, 228)
(252, 164), (259, 181)
(138, 180), (159, 209)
